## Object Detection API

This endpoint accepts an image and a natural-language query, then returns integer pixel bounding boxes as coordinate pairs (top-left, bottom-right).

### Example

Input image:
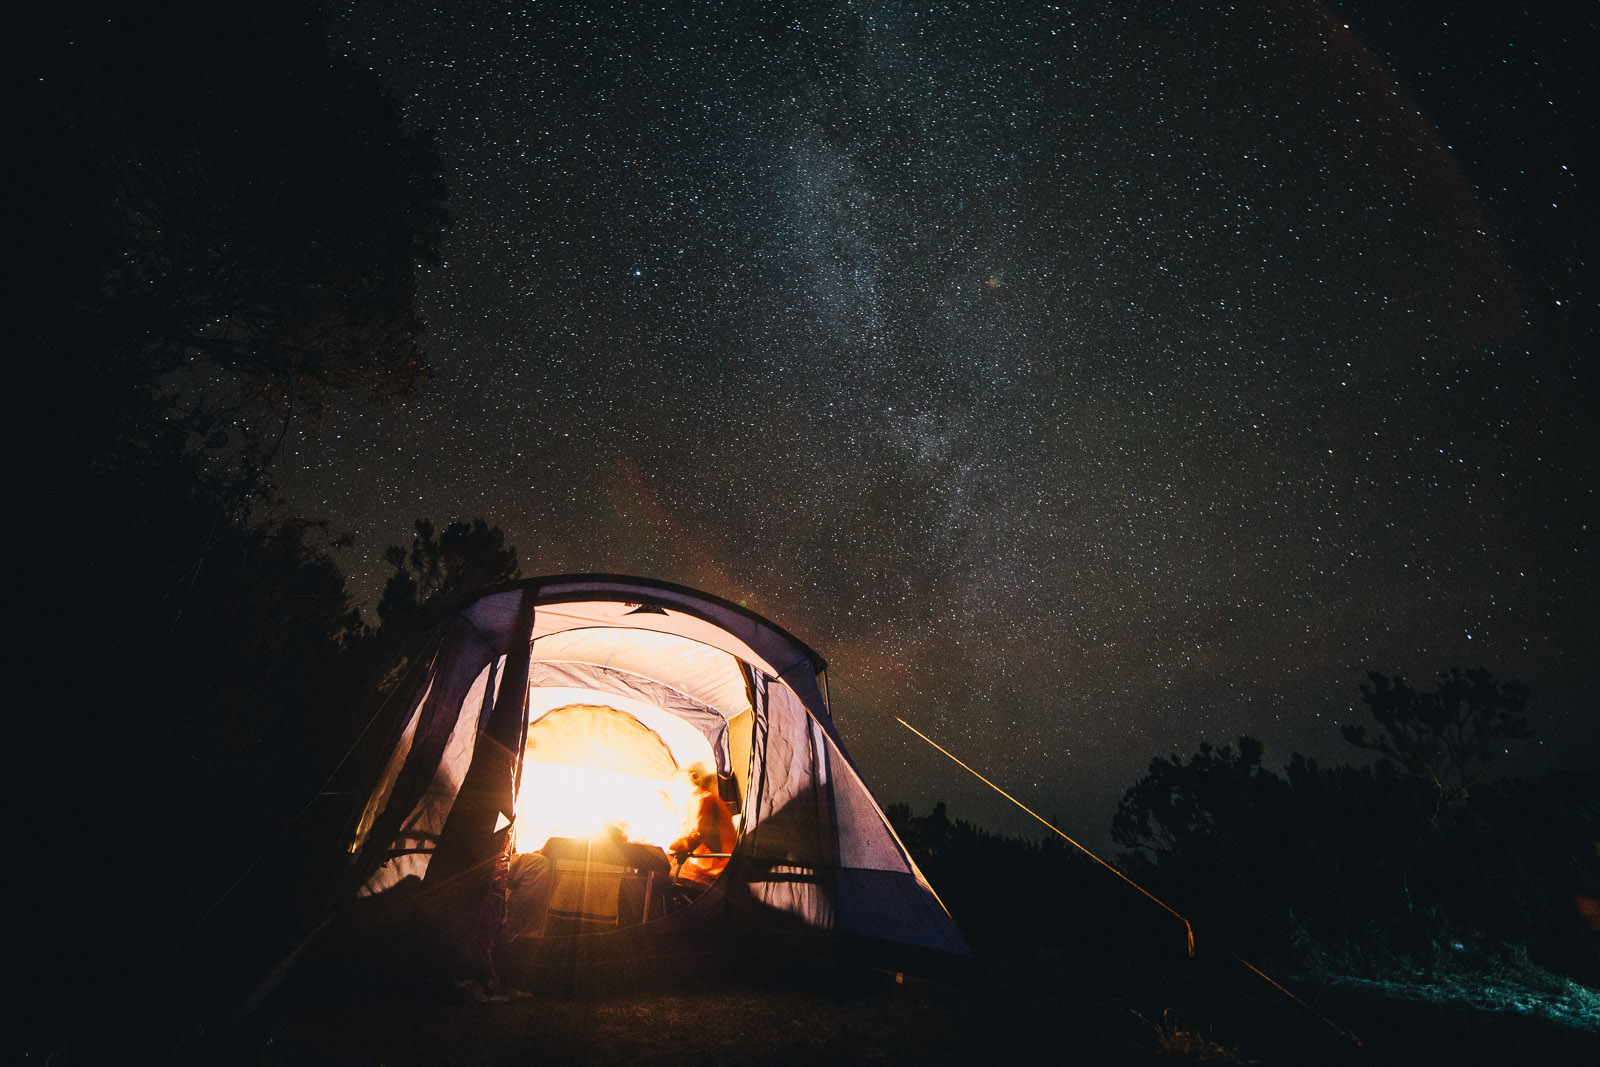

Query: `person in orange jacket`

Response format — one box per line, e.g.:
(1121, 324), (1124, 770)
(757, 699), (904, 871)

(670, 763), (736, 888)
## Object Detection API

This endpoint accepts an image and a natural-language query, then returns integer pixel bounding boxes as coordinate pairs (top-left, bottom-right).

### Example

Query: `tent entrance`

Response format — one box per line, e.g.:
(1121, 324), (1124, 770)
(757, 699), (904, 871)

(504, 697), (736, 940)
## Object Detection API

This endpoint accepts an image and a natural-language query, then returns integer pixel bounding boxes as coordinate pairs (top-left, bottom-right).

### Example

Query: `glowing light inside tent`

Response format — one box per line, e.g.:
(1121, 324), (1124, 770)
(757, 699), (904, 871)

(509, 702), (709, 853)
(511, 763), (696, 852)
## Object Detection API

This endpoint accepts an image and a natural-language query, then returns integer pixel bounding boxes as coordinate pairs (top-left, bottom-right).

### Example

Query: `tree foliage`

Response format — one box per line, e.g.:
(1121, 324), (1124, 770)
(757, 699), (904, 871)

(374, 518), (523, 646)
(885, 801), (1167, 956)
(17, 4), (453, 1054)
(1343, 668), (1533, 821)
(18, 0), (448, 477)
(1110, 672), (1593, 979)
(1111, 736), (1286, 868)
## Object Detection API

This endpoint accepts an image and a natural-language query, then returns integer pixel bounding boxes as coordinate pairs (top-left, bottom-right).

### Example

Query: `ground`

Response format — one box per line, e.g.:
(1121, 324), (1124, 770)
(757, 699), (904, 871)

(206, 947), (1597, 1066)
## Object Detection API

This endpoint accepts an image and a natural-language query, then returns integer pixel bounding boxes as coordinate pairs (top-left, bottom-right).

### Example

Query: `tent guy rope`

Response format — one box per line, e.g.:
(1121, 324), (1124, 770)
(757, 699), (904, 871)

(894, 716), (1195, 956)
(895, 715), (1369, 1053)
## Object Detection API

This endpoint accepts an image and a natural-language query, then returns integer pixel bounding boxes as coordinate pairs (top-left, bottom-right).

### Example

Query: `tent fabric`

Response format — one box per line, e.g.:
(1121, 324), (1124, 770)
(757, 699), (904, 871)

(360, 670), (487, 894)
(523, 704), (679, 778)
(531, 629), (751, 718)
(348, 576), (968, 958)
(524, 683), (718, 774)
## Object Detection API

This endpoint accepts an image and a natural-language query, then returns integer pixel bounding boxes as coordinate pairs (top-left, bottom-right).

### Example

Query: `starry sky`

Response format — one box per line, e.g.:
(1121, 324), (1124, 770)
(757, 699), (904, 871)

(280, 1), (1595, 850)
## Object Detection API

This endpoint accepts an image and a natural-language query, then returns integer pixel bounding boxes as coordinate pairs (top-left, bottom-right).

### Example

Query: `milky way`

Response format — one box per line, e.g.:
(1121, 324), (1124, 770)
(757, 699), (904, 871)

(280, 1), (1595, 847)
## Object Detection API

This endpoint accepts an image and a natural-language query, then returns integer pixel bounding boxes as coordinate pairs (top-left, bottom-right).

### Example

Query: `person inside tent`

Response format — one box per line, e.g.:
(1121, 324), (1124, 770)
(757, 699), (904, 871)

(503, 848), (554, 938)
(670, 763), (737, 891)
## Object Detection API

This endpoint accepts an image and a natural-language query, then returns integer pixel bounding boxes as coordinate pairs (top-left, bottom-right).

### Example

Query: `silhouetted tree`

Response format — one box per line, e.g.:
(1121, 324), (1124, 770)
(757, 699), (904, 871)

(1110, 671), (1588, 978)
(886, 800), (1173, 958)
(1110, 738), (1302, 950)
(1112, 737), (1286, 868)
(372, 518), (522, 653)
(16, 4), (451, 1056)
(1343, 668), (1533, 823)
(19, 0), (448, 483)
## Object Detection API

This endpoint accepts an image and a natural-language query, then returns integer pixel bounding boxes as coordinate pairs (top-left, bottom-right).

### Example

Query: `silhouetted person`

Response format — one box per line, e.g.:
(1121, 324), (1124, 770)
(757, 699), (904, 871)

(671, 764), (737, 889)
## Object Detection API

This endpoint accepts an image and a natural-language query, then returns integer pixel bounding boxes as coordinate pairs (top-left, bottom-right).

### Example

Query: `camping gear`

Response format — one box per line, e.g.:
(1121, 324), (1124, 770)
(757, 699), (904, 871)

(344, 575), (969, 978)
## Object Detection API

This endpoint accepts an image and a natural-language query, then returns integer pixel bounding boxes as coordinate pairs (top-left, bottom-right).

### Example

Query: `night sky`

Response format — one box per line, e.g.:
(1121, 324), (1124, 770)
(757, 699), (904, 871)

(280, 1), (1594, 849)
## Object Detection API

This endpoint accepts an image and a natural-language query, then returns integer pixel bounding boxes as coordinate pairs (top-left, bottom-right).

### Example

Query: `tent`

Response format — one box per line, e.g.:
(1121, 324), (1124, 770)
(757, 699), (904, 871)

(342, 574), (968, 979)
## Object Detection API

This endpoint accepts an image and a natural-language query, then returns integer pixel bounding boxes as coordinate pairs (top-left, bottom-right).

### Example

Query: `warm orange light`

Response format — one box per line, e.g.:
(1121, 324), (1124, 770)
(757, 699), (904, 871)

(511, 763), (695, 851)
(510, 701), (718, 853)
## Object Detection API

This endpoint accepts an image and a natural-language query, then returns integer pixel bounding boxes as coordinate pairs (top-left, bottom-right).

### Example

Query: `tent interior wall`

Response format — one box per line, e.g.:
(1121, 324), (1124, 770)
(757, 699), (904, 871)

(345, 575), (968, 980)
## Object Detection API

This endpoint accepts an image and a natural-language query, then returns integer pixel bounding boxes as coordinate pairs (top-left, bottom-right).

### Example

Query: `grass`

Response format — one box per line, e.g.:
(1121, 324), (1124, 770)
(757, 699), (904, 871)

(1130, 1008), (1259, 1062)
(1309, 960), (1600, 1033)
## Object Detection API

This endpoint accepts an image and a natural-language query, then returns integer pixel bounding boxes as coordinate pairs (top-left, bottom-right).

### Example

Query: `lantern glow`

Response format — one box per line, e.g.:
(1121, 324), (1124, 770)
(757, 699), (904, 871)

(510, 701), (714, 852)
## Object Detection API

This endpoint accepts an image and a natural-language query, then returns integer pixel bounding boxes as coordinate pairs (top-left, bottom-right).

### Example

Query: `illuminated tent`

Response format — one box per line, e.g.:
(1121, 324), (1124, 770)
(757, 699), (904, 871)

(343, 575), (968, 967)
